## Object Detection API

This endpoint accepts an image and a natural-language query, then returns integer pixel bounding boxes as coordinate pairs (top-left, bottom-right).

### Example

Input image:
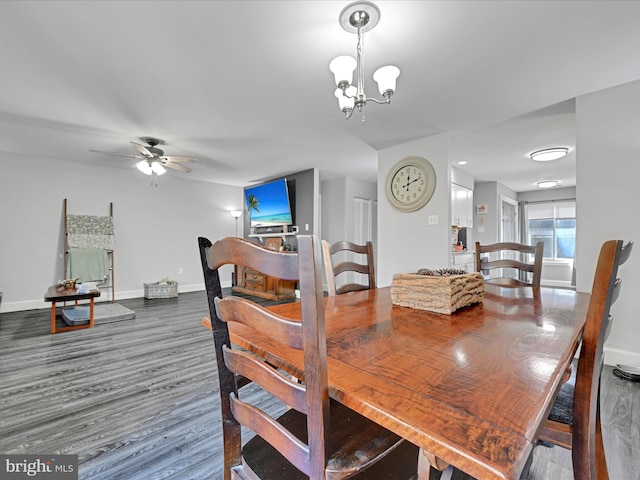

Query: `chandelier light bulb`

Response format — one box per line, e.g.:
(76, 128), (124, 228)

(373, 65), (400, 96)
(335, 86), (356, 112)
(329, 55), (357, 88)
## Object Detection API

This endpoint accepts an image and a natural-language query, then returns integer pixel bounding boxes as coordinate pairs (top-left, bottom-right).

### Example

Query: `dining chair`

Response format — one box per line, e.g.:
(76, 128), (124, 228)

(321, 240), (376, 296)
(537, 239), (633, 480)
(474, 241), (543, 287)
(198, 236), (418, 480)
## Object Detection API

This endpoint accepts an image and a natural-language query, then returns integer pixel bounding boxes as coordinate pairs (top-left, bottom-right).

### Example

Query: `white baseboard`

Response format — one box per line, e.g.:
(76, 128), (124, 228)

(0, 282), (219, 314)
(541, 279), (574, 288)
(604, 346), (640, 368)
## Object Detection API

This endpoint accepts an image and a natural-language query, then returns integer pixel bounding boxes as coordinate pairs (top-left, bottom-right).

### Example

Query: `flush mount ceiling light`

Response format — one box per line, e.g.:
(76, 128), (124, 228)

(329, 1), (400, 120)
(530, 148), (569, 162)
(537, 180), (559, 189)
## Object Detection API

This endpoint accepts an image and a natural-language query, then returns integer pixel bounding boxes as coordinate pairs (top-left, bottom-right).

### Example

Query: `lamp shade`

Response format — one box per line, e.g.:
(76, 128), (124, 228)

(136, 161), (153, 175)
(335, 86), (356, 111)
(373, 65), (400, 96)
(329, 55), (357, 87)
(230, 210), (242, 219)
(151, 162), (166, 175)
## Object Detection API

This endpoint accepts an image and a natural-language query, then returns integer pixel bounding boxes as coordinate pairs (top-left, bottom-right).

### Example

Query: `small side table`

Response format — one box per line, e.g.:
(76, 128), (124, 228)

(44, 285), (101, 334)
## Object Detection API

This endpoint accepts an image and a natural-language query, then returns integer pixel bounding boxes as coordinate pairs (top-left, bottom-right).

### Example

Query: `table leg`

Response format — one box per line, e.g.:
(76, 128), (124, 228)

(50, 302), (57, 334)
(89, 298), (95, 328)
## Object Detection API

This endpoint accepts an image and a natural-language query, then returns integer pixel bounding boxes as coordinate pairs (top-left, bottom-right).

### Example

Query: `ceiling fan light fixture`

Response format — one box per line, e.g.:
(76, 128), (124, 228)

(530, 148), (568, 162)
(136, 160), (153, 175)
(151, 162), (166, 175)
(537, 180), (559, 189)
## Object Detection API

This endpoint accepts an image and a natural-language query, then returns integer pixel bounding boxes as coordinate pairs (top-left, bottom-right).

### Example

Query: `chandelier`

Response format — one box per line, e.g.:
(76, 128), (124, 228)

(329, 1), (400, 120)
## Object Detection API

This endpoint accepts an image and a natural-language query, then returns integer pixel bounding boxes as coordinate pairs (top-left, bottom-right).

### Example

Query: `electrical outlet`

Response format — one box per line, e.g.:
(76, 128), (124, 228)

(305, 224), (309, 231)
(428, 215), (438, 225)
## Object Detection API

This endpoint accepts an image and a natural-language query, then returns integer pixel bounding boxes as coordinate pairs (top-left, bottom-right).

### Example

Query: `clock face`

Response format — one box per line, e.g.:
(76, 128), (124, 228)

(385, 156), (436, 212)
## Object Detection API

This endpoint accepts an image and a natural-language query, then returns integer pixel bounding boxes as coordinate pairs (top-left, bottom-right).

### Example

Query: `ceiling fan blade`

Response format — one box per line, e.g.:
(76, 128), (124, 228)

(130, 142), (155, 158)
(162, 161), (191, 173)
(161, 155), (200, 163)
(89, 149), (142, 159)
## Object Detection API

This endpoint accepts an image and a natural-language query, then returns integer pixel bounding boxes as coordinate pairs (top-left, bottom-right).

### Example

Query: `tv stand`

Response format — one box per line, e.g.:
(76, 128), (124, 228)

(232, 265), (297, 301)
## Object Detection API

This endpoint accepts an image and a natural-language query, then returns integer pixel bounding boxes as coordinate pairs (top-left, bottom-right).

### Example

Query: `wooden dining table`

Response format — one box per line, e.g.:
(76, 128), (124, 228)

(228, 284), (589, 480)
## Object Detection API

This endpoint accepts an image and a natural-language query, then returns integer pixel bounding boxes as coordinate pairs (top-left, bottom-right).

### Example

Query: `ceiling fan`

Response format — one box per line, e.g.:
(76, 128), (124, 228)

(90, 137), (200, 175)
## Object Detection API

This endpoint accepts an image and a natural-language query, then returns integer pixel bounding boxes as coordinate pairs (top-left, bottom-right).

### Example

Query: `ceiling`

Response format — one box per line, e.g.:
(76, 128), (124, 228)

(1, 1), (639, 191)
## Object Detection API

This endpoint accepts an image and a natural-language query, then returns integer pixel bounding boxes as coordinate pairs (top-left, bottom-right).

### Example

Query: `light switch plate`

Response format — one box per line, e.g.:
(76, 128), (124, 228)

(428, 215), (438, 225)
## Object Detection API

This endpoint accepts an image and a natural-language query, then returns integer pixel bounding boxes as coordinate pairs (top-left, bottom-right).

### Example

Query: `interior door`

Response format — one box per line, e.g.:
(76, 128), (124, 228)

(499, 196), (519, 279)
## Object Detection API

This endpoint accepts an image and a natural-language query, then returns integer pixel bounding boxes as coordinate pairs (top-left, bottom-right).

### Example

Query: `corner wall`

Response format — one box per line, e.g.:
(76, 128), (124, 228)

(576, 79), (640, 366)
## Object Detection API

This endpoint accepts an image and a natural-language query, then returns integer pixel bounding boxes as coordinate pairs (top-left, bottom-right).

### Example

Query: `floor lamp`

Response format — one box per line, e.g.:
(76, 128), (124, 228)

(230, 210), (243, 237)
(229, 210), (243, 287)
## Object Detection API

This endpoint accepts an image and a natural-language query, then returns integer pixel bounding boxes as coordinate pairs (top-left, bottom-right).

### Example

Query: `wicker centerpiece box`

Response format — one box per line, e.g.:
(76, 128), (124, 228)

(391, 270), (484, 315)
(144, 280), (178, 299)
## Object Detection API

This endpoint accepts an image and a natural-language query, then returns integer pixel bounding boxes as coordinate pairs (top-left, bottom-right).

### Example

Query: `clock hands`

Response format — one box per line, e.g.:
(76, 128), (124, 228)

(402, 174), (421, 191)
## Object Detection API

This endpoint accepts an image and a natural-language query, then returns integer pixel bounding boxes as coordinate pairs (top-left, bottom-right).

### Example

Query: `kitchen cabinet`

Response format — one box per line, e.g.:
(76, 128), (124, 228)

(451, 252), (475, 273)
(451, 183), (473, 228)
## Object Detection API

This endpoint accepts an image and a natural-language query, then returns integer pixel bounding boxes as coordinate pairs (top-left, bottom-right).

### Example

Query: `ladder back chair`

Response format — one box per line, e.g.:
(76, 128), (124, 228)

(538, 239), (633, 480)
(198, 236), (418, 480)
(475, 241), (544, 287)
(321, 240), (375, 297)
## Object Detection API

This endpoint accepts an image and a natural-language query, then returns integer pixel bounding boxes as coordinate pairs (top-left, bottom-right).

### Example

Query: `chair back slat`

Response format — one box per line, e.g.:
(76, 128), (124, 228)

(222, 347), (308, 413)
(322, 239), (376, 296)
(207, 236), (299, 280)
(475, 241), (543, 287)
(229, 394), (312, 475)
(215, 296), (303, 348)
(618, 240), (634, 265)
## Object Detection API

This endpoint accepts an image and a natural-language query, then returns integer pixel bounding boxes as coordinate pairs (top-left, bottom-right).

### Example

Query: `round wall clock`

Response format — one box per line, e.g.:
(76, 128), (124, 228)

(385, 156), (437, 212)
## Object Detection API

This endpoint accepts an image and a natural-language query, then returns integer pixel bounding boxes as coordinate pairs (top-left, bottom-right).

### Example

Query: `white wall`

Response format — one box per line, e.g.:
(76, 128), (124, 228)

(0, 153), (242, 312)
(321, 176), (377, 244)
(576, 79), (640, 366)
(321, 177), (348, 243)
(377, 133), (451, 286)
(473, 182), (500, 245)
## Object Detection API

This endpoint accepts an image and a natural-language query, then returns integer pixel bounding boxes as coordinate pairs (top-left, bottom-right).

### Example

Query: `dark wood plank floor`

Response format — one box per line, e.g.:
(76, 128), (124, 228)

(1, 291), (638, 479)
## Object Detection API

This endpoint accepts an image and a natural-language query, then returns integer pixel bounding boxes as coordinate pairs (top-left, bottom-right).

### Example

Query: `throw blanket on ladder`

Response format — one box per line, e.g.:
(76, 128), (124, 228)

(68, 248), (108, 283)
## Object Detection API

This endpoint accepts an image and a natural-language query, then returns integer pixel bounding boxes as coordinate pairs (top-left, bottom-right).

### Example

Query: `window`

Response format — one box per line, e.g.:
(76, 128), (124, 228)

(526, 201), (576, 260)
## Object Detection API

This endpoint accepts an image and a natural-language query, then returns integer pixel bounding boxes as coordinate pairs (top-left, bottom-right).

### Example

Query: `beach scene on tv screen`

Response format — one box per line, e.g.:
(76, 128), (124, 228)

(245, 179), (293, 227)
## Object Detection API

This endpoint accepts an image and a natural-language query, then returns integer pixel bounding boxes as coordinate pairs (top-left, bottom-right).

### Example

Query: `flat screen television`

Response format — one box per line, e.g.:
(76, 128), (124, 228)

(244, 178), (293, 228)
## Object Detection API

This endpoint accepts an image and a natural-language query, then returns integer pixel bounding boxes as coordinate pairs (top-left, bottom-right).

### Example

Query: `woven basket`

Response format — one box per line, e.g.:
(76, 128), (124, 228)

(144, 282), (178, 299)
(391, 272), (484, 315)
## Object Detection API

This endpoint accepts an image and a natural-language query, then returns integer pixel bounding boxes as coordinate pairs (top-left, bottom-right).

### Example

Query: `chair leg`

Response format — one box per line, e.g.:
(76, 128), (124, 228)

(417, 448), (450, 480)
(594, 402), (609, 480)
